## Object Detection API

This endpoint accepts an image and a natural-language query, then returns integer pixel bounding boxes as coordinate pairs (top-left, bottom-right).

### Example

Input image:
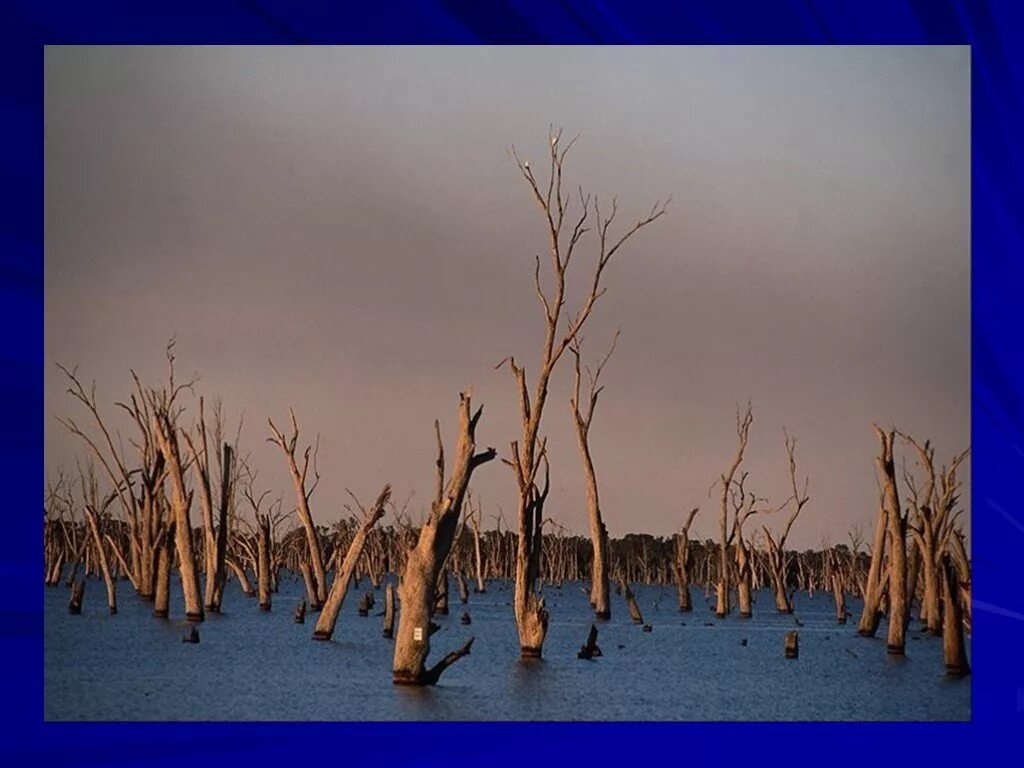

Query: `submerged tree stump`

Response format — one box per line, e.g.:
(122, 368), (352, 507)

(577, 624), (602, 660)
(382, 584), (395, 639)
(460, 611), (471, 625)
(621, 579), (644, 625)
(358, 591), (372, 617)
(182, 625), (200, 644)
(68, 580), (84, 615)
(294, 598), (307, 624)
(785, 631), (799, 659)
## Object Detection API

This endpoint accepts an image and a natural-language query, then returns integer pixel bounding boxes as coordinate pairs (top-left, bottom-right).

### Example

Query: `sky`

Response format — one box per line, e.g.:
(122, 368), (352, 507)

(44, 46), (970, 549)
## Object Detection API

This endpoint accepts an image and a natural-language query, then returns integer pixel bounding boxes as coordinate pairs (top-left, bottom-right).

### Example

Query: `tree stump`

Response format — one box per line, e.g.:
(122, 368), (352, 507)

(784, 631), (799, 659)
(68, 580), (84, 615)
(358, 591), (372, 617)
(577, 624), (602, 660)
(182, 625), (200, 644)
(460, 611), (471, 625)
(294, 598), (307, 624)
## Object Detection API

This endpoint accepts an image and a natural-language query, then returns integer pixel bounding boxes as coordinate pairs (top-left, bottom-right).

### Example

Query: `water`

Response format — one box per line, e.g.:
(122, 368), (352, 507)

(45, 574), (970, 721)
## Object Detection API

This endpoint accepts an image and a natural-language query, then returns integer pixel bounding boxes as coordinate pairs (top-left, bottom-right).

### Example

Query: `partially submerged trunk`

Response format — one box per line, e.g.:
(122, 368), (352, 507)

(673, 508), (699, 612)
(257, 515), (272, 612)
(83, 505), (117, 615)
(393, 395), (495, 685)
(621, 579), (644, 624)
(227, 557), (254, 596)
(299, 560), (319, 610)
(456, 571), (469, 604)
(383, 583), (395, 639)
(207, 443), (234, 612)
(154, 521), (174, 618)
(832, 573), (847, 624)
(68, 579), (85, 614)
(876, 428), (907, 655)
(470, 512), (486, 593)
(577, 624), (602, 660)
(942, 558), (970, 677)
(857, 503), (888, 637)
(313, 486), (391, 641)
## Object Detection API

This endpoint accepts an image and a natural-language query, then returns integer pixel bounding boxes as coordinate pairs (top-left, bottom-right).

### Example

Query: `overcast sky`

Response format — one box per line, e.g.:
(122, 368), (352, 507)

(45, 46), (970, 548)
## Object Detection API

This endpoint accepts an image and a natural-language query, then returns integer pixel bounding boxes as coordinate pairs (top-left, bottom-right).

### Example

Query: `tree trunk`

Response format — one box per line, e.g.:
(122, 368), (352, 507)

(456, 571), (469, 604)
(312, 486), (390, 641)
(942, 558), (969, 677)
(876, 429), (907, 655)
(206, 443), (233, 612)
(257, 516), (272, 612)
(154, 521), (174, 618)
(393, 394), (495, 685)
(857, 503), (888, 636)
(621, 579), (644, 624)
(84, 507), (117, 614)
(920, 544), (941, 636)
(227, 557), (254, 596)
(471, 515), (486, 593)
(383, 583), (395, 639)
(832, 573), (847, 624)
(299, 560), (320, 610)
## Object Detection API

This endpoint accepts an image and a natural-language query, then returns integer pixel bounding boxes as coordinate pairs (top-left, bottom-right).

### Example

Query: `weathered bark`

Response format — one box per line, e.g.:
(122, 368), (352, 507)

(857, 502), (888, 637)
(875, 428), (907, 655)
(268, 411), (327, 606)
(154, 520), (174, 618)
(257, 515), (272, 611)
(942, 557), (970, 677)
(393, 394), (495, 685)
(383, 583), (395, 639)
(313, 486), (391, 641)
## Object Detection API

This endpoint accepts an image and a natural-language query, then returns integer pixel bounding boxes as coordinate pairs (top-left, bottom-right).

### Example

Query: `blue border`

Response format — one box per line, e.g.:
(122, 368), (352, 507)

(5, 1), (1022, 761)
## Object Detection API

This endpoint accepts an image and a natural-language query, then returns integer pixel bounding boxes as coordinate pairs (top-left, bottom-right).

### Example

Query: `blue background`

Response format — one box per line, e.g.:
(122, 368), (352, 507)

(3, 0), (1021, 761)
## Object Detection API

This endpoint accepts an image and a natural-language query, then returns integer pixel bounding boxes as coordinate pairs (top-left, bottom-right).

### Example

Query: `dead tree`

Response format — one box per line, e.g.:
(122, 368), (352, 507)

(899, 434), (970, 635)
(621, 579), (644, 624)
(501, 129), (668, 656)
(857, 493), (889, 637)
(79, 463), (119, 614)
(715, 403), (754, 617)
(148, 349), (204, 622)
(268, 410), (327, 609)
(393, 393), (496, 685)
(468, 503), (486, 593)
(874, 426), (908, 655)
(153, 517), (174, 618)
(728, 476), (761, 618)
(312, 485), (391, 641)
(673, 508), (700, 611)
(763, 430), (811, 614)
(569, 331), (618, 620)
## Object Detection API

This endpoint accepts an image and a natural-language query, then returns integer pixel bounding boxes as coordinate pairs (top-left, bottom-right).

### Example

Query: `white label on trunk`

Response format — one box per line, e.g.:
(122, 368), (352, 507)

(414, 627), (423, 641)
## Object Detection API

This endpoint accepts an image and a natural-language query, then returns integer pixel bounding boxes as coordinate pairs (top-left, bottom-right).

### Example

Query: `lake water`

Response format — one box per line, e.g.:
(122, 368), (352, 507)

(45, 573), (970, 721)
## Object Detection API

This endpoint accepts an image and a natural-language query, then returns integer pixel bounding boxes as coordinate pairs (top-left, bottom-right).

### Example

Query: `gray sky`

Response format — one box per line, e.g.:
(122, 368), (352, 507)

(45, 46), (970, 548)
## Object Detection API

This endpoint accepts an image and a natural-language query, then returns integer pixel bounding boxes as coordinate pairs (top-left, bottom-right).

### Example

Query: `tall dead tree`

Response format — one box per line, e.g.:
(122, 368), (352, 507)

(764, 430), (811, 614)
(715, 403), (754, 618)
(468, 502), (486, 593)
(502, 129), (668, 656)
(268, 410), (327, 609)
(569, 331), (619, 620)
(393, 393), (496, 685)
(857, 493), (889, 637)
(313, 485), (392, 641)
(148, 348), (204, 622)
(672, 507), (700, 611)
(728, 475), (761, 618)
(874, 426), (907, 655)
(79, 463), (118, 614)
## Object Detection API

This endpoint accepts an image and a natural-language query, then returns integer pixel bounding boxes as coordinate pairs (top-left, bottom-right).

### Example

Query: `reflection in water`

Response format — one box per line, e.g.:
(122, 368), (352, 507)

(45, 573), (969, 721)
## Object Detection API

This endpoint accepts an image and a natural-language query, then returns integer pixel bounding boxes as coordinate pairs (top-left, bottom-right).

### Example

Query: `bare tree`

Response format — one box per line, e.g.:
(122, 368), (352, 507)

(714, 403), (754, 617)
(672, 507), (700, 611)
(393, 393), (496, 685)
(78, 461), (119, 614)
(268, 410), (327, 608)
(501, 128), (668, 656)
(569, 330), (619, 619)
(763, 430), (810, 614)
